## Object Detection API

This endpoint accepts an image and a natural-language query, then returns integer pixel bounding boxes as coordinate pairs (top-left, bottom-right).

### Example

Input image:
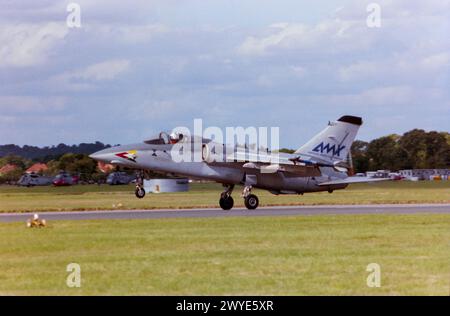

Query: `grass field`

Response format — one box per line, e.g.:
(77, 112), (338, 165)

(1, 213), (449, 295)
(0, 181), (448, 213)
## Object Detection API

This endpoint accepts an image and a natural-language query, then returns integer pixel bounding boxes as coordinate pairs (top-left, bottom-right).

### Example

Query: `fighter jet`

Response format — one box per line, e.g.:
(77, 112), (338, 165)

(90, 115), (385, 210)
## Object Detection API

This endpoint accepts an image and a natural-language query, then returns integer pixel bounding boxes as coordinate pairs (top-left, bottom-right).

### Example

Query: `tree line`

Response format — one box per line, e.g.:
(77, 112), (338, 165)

(0, 142), (111, 161)
(0, 153), (105, 184)
(351, 129), (450, 173)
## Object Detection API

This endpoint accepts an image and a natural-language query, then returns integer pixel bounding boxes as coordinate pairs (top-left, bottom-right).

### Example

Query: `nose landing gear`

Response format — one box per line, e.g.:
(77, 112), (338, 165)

(135, 186), (146, 199)
(135, 170), (146, 199)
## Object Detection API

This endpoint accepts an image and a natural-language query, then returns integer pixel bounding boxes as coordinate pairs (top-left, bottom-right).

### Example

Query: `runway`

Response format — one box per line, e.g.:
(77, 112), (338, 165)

(0, 204), (449, 222)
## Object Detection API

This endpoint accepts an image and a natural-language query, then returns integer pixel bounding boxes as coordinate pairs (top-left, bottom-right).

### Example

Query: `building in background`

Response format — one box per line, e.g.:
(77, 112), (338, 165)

(97, 161), (115, 173)
(399, 169), (449, 180)
(0, 164), (18, 176)
(26, 163), (48, 174)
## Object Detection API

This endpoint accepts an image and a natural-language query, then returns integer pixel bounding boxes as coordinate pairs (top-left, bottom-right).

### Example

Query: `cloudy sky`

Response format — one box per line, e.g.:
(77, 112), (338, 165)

(0, 0), (449, 148)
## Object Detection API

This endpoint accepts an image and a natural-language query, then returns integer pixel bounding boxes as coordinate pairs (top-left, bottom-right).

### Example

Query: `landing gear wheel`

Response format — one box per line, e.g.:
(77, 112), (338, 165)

(135, 187), (146, 199)
(219, 196), (234, 211)
(244, 194), (259, 210)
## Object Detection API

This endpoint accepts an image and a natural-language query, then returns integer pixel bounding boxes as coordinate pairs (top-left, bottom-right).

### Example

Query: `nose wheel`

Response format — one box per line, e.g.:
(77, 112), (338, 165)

(135, 186), (146, 199)
(135, 170), (146, 199)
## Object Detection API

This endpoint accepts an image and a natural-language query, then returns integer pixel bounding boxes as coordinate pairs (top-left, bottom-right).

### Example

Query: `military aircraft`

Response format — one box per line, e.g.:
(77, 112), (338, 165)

(90, 115), (385, 210)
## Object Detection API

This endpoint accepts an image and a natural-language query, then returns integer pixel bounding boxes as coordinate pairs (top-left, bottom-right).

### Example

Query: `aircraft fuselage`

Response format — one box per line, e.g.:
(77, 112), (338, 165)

(90, 142), (348, 194)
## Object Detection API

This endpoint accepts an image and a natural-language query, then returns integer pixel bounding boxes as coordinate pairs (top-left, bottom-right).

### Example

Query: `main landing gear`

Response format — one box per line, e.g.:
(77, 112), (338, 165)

(219, 184), (234, 210)
(218, 184), (260, 211)
(242, 185), (259, 210)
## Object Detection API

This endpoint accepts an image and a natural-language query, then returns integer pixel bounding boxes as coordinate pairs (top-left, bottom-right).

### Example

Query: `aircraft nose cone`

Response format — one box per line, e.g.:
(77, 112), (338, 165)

(89, 151), (102, 160)
(89, 148), (114, 163)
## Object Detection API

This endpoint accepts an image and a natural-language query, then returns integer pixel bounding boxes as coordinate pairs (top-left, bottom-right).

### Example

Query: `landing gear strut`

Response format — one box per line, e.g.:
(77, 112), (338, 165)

(219, 184), (234, 210)
(135, 170), (146, 199)
(242, 186), (259, 210)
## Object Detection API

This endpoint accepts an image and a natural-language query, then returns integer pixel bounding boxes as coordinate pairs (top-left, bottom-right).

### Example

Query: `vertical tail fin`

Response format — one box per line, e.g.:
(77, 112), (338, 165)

(295, 115), (363, 164)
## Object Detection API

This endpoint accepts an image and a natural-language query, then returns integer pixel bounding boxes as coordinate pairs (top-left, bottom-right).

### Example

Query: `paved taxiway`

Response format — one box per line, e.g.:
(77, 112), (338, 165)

(0, 204), (449, 222)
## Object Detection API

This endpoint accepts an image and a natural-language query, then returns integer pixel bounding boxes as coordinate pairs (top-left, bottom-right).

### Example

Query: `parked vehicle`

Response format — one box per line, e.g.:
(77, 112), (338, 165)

(53, 173), (78, 186)
(106, 172), (135, 185)
(72, 174), (80, 184)
(388, 172), (404, 180)
(18, 173), (52, 187)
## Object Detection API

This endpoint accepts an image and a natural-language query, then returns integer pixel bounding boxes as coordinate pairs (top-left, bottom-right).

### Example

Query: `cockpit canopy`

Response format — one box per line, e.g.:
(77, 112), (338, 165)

(144, 132), (185, 145)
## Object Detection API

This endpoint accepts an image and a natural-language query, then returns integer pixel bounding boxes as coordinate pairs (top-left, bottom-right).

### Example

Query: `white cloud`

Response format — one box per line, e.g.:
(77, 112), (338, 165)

(48, 59), (131, 91)
(338, 50), (450, 83)
(130, 100), (181, 121)
(421, 52), (450, 70)
(290, 66), (307, 78)
(0, 22), (68, 67)
(73, 59), (130, 81)
(0, 96), (66, 112)
(338, 61), (381, 81)
(0, 115), (17, 124)
(356, 85), (415, 106)
(236, 20), (373, 56)
(237, 23), (309, 55)
(311, 85), (424, 108)
(86, 24), (168, 44)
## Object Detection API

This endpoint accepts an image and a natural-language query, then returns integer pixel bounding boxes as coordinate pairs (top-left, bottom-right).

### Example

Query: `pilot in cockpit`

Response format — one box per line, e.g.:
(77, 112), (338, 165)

(169, 132), (184, 144)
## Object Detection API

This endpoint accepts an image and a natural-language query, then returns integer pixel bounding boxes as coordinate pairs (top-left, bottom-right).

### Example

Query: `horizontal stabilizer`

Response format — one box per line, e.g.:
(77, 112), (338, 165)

(318, 177), (390, 186)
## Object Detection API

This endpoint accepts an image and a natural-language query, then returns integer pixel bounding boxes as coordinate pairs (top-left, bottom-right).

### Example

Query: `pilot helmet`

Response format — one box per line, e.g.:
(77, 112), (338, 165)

(169, 132), (178, 140)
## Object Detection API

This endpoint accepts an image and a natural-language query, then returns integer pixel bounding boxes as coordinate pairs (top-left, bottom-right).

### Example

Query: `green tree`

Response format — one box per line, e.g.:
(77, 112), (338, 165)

(351, 140), (369, 173)
(55, 153), (98, 181)
(397, 129), (450, 169)
(424, 131), (450, 168)
(71, 155), (97, 181)
(58, 153), (77, 171)
(0, 155), (27, 169)
(0, 168), (24, 184)
(44, 160), (62, 176)
(367, 134), (404, 170)
(397, 129), (428, 169)
(278, 148), (295, 154)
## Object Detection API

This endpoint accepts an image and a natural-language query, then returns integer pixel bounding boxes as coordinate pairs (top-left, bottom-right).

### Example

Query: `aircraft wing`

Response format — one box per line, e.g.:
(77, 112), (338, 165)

(240, 161), (322, 176)
(226, 150), (324, 176)
(317, 177), (390, 186)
